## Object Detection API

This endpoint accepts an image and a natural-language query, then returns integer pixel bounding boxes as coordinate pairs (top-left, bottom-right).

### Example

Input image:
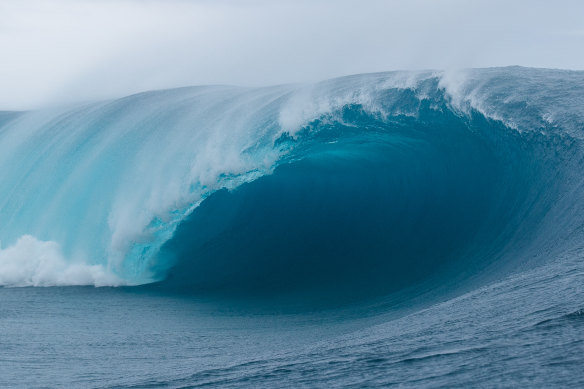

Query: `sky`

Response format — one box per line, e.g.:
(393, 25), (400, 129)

(0, 0), (583, 110)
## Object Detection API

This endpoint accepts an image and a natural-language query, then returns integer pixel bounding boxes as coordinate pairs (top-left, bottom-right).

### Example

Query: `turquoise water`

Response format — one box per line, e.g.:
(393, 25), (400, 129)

(1, 67), (583, 387)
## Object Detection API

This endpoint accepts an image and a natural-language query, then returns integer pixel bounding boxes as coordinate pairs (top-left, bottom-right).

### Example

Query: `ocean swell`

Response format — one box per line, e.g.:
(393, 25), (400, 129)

(0, 67), (582, 297)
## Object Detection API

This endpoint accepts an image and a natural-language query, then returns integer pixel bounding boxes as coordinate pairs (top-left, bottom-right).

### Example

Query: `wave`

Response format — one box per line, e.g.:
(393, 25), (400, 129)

(0, 67), (583, 301)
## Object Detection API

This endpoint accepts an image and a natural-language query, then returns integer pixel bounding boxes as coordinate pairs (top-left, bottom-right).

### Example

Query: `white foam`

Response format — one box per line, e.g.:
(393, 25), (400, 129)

(438, 69), (518, 129)
(279, 84), (382, 137)
(0, 235), (123, 287)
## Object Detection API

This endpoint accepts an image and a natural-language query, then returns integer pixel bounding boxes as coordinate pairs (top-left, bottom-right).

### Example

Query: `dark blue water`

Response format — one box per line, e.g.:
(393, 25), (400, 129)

(1, 252), (583, 388)
(1, 67), (584, 387)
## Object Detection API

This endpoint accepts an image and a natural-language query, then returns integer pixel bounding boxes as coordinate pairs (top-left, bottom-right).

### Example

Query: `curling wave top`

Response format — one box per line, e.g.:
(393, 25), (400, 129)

(0, 67), (583, 296)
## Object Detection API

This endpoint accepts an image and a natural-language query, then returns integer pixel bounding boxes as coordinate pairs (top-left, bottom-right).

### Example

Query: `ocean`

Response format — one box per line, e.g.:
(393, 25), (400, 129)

(1, 67), (583, 387)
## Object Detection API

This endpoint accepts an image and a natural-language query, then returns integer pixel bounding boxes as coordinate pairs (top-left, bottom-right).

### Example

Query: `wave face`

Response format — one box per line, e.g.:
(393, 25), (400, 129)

(0, 67), (583, 297)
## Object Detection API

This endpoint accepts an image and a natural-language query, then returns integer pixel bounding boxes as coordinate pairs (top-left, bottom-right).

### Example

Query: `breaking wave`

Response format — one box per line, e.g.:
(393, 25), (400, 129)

(1, 67), (583, 302)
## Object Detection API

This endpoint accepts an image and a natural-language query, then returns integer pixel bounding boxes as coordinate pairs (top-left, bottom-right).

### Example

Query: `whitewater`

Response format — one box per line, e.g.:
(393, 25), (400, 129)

(1, 67), (583, 387)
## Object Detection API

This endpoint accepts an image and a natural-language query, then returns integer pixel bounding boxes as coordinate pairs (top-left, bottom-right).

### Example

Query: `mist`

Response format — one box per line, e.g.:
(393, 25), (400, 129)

(1, 0), (583, 110)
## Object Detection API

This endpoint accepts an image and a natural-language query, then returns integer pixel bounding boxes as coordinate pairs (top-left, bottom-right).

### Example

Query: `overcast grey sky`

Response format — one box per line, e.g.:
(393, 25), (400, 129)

(0, 0), (583, 110)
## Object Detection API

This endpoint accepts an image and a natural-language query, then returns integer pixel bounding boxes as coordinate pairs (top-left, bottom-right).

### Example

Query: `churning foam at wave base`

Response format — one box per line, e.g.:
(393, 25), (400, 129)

(0, 235), (122, 287)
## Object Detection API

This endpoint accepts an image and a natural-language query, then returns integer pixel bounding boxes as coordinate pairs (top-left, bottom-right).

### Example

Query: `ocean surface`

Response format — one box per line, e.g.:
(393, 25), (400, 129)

(1, 67), (583, 387)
